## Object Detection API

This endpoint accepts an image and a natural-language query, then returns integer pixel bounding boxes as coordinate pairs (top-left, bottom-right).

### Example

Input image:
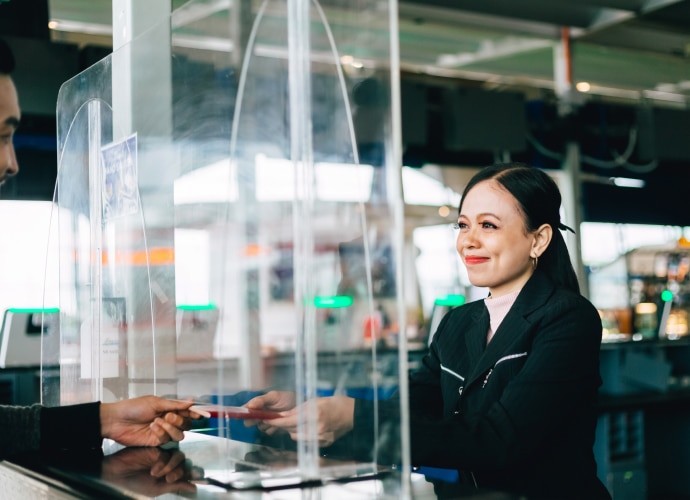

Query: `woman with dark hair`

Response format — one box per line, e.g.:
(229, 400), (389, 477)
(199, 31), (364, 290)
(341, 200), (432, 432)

(247, 162), (610, 499)
(460, 162), (580, 293)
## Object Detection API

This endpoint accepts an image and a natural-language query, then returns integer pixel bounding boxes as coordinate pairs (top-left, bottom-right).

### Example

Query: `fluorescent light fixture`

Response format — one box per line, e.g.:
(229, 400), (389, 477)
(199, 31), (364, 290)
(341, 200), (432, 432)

(611, 177), (645, 188)
(174, 159), (238, 204)
(48, 19), (112, 36)
(255, 154), (374, 202)
(315, 161), (374, 201)
(172, 34), (234, 52)
(175, 156), (374, 204)
(403, 167), (461, 206)
(580, 173), (645, 189)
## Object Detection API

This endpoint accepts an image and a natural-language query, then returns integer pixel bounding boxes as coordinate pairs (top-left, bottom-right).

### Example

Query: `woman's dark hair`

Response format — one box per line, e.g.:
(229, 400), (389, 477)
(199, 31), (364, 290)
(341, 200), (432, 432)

(0, 38), (15, 75)
(458, 162), (580, 293)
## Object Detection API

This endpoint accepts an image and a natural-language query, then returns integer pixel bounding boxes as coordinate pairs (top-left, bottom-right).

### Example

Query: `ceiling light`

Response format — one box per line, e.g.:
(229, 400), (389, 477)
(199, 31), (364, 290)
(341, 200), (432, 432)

(576, 81), (591, 92)
(611, 177), (645, 188)
(580, 173), (645, 188)
(47, 19), (112, 36)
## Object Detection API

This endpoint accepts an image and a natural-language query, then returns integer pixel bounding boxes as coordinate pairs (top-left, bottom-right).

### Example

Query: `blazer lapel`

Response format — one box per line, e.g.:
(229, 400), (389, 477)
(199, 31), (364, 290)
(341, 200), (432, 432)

(465, 304), (490, 364)
(465, 270), (555, 387)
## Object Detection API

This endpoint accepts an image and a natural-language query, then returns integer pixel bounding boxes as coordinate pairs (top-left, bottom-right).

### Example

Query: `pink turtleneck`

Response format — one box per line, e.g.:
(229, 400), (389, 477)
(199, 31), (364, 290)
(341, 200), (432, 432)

(484, 288), (521, 344)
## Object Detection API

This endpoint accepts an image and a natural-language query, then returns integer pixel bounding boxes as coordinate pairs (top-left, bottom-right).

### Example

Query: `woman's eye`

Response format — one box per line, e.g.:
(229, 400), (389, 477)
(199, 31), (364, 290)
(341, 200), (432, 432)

(481, 222), (497, 229)
(453, 222), (467, 230)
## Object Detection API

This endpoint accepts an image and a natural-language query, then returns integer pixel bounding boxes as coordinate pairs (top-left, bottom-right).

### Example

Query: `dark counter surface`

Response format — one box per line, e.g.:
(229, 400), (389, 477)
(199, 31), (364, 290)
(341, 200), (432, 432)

(1, 432), (519, 499)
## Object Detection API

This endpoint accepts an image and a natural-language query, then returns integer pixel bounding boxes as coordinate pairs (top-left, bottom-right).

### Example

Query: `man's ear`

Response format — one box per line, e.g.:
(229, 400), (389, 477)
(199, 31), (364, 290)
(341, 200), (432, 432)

(531, 223), (553, 259)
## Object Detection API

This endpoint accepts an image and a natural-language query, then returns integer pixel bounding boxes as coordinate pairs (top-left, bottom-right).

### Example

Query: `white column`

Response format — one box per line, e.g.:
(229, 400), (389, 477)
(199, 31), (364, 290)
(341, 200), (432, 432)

(553, 27), (588, 297)
(112, 0), (172, 136)
(111, 1), (177, 398)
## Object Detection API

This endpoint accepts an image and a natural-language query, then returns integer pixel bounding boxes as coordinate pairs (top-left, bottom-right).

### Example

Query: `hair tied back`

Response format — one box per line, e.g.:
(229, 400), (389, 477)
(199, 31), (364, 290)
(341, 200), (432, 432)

(558, 223), (575, 234)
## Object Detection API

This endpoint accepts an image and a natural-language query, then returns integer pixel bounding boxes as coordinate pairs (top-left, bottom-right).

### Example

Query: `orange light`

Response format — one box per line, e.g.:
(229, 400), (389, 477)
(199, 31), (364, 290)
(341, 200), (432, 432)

(243, 243), (270, 256)
(99, 248), (175, 266)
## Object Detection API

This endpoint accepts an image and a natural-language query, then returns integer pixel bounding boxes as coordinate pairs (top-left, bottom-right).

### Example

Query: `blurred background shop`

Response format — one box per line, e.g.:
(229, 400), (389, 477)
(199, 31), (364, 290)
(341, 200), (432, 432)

(0, 0), (689, 499)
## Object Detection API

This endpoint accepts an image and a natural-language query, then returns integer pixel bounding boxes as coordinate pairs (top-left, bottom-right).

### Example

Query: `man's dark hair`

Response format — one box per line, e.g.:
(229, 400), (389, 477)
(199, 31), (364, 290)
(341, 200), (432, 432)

(0, 38), (15, 74)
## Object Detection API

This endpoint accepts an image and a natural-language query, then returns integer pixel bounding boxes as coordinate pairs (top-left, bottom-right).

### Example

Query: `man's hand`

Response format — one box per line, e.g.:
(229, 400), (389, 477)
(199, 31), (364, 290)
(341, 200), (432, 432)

(101, 447), (200, 496)
(100, 396), (204, 447)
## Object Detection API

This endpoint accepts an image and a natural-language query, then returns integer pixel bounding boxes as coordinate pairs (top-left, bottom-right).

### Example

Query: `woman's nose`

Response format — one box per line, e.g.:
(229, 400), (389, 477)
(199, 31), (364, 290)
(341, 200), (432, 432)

(460, 226), (478, 247)
(457, 230), (476, 252)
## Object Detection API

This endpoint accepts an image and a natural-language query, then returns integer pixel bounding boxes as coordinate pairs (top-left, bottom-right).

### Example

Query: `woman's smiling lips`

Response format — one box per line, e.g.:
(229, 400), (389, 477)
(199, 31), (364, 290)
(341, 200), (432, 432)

(464, 255), (490, 265)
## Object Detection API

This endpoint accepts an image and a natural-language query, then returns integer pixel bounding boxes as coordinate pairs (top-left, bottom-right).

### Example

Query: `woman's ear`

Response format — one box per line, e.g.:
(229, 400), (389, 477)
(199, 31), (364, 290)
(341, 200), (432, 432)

(531, 223), (553, 259)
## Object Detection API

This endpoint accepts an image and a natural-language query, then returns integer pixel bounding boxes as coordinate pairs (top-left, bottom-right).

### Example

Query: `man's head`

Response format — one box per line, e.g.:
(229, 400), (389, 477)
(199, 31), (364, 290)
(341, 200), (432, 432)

(0, 38), (20, 185)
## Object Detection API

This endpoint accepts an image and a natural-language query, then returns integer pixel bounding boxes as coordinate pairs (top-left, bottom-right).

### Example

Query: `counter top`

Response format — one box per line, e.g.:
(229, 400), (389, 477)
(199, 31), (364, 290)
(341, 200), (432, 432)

(1, 432), (518, 499)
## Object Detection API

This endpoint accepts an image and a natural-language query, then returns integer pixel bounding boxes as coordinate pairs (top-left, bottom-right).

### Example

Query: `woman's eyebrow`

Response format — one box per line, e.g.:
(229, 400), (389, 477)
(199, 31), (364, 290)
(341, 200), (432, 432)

(458, 212), (500, 219)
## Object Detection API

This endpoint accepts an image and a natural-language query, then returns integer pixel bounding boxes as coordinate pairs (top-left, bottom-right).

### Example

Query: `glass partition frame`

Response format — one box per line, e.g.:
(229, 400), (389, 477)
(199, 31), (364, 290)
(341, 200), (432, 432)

(44, 0), (408, 493)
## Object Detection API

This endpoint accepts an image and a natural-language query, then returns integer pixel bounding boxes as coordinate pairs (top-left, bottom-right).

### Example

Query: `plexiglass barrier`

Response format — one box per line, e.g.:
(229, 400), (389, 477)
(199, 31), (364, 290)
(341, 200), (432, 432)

(43, 0), (407, 493)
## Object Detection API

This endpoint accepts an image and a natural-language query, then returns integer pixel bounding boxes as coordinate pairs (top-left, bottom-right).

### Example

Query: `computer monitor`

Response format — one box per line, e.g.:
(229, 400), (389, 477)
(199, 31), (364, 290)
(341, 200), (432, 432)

(427, 295), (466, 346)
(0, 309), (59, 368)
(176, 306), (219, 361)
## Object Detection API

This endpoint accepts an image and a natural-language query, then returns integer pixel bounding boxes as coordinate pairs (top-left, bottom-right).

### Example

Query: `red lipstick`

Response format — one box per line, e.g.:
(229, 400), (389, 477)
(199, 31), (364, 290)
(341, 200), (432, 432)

(465, 256), (489, 265)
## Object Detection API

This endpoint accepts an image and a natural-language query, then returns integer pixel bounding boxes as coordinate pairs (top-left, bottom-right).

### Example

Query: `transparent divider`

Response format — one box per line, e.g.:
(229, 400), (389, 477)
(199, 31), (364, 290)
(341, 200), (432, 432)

(44, 0), (407, 494)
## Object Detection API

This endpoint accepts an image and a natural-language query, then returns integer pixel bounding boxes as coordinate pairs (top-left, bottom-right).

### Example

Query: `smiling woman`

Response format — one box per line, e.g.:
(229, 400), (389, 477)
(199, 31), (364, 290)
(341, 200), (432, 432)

(245, 162), (611, 500)
(455, 179), (551, 297)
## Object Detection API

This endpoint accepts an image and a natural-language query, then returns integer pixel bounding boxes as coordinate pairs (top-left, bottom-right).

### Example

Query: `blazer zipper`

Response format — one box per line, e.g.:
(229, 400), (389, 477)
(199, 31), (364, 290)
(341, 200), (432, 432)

(441, 364), (465, 381)
(482, 352), (528, 388)
(442, 364), (466, 398)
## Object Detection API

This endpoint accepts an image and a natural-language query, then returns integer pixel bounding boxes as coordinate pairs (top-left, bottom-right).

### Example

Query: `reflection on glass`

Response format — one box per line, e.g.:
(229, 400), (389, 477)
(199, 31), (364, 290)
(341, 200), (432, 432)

(46, 0), (407, 494)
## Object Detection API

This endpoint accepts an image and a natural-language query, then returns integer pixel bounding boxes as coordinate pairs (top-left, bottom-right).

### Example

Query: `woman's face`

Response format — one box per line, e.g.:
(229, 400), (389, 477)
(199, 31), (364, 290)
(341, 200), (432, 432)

(456, 179), (537, 297)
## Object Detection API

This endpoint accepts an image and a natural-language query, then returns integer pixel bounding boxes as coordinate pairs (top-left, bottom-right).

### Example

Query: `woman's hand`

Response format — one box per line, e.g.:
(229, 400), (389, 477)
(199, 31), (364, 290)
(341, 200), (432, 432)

(245, 390), (297, 412)
(243, 391), (296, 434)
(247, 394), (355, 448)
(100, 396), (205, 447)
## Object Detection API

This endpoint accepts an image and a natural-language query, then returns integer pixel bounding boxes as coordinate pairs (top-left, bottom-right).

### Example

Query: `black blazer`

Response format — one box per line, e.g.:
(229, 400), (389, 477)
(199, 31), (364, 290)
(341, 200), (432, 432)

(353, 269), (611, 499)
